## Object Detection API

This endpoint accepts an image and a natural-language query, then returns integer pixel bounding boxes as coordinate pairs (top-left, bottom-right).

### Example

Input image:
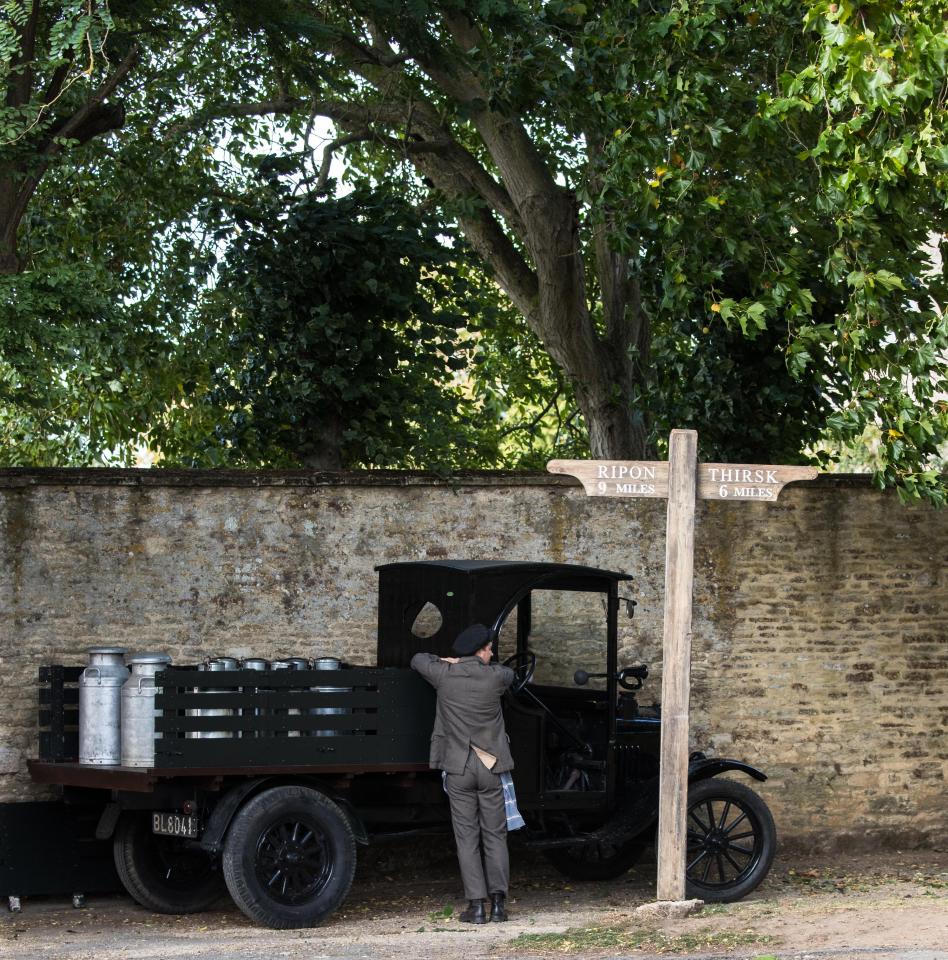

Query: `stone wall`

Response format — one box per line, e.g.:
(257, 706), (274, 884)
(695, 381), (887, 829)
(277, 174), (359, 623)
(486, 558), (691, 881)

(1, 469), (945, 850)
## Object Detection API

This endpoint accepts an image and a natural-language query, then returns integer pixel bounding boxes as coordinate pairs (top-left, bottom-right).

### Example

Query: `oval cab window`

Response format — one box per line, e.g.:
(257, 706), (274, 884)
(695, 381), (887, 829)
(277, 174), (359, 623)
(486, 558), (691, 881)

(410, 601), (443, 639)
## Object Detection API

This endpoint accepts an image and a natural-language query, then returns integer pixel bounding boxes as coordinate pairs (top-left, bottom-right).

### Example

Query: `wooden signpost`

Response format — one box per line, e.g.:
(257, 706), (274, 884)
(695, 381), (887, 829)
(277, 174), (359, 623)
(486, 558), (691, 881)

(548, 429), (818, 902)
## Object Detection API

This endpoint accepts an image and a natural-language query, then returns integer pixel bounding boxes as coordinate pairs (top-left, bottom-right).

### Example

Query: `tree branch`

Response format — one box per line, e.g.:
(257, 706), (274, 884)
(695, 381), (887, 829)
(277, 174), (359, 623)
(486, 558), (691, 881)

(315, 131), (370, 191)
(43, 57), (74, 106)
(497, 388), (561, 439)
(7, 0), (43, 108)
(291, 11), (530, 239)
(413, 147), (538, 317)
(2, 44), (139, 275)
(162, 95), (305, 142)
(45, 44), (139, 150)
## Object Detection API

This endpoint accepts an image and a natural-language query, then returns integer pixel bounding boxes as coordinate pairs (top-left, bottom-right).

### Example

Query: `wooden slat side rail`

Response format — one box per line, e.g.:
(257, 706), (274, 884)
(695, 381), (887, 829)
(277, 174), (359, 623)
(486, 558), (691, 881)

(37, 664), (80, 763)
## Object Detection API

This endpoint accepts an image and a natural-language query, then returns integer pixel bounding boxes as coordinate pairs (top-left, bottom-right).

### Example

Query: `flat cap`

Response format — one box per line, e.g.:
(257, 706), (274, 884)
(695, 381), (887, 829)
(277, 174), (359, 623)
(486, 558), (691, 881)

(452, 623), (491, 656)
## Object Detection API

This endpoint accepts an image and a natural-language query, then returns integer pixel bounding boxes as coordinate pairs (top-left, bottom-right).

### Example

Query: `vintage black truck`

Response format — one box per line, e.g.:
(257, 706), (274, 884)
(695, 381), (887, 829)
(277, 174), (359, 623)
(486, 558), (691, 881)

(22, 560), (776, 928)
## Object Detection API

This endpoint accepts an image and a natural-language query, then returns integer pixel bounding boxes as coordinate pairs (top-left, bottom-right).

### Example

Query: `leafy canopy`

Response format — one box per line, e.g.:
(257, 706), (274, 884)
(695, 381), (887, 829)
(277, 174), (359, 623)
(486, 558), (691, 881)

(1, 0), (946, 502)
(192, 182), (498, 469)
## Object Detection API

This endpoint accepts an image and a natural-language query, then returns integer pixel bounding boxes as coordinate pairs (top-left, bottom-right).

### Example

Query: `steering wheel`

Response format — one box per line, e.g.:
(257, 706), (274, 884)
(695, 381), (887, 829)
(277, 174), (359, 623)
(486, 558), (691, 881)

(502, 650), (537, 693)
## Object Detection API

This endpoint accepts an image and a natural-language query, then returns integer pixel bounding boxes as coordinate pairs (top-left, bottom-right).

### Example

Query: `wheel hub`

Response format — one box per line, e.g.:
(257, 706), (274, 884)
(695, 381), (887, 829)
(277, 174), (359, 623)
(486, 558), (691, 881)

(705, 828), (726, 850)
(255, 818), (332, 906)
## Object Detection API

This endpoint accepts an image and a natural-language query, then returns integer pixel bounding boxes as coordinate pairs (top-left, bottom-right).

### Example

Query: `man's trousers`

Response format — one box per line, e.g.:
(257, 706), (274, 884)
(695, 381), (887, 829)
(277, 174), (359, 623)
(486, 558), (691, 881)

(444, 748), (509, 900)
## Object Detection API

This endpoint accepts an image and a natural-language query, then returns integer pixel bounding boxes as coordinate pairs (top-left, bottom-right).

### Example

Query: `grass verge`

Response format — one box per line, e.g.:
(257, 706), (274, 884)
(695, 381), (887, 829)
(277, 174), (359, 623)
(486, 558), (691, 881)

(503, 924), (776, 954)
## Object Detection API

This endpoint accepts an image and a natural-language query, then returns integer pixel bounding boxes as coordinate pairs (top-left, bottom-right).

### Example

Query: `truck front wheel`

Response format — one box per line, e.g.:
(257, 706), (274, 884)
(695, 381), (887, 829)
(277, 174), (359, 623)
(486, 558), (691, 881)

(113, 813), (224, 914)
(222, 785), (356, 929)
(684, 777), (776, 902)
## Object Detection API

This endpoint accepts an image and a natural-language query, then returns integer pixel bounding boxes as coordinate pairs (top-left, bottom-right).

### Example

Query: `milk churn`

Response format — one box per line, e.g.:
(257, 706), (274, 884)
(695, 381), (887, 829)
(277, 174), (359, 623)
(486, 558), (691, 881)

(240, 658), (268, 738)
(286, 657), (311, 736)
(79, 647), (129, 765)
(195, 657), (238, 739)
(121, 653), (172, 767)
(312, 657), (349, 737)
(269, 660), (292, 736)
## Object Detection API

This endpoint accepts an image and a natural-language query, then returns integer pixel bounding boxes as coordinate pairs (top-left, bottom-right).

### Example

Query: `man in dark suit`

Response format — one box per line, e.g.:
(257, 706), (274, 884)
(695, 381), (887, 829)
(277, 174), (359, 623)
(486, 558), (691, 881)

(411, 623), (516, 924)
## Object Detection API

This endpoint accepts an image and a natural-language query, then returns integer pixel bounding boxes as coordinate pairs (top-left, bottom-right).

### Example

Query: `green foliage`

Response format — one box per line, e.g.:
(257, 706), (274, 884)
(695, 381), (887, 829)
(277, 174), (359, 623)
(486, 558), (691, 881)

(183, 183), (499, 469)
(0, 263), (180, 464)
(254, 0), (947, 497)
(571, 0), (948, 498)
(0, 1), (312, 464)
(2, 0), (946, 501)
(0, 0), (114, 149)
(465, 278), (590, 469)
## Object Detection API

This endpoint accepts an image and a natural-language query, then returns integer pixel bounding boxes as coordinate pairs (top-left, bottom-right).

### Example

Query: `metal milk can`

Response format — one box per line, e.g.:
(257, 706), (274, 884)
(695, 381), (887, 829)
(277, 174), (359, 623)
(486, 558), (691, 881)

(79, 647), (129, 765)
(268, 660), (292, 736)
(312, 657), (349, 737)
(121, 653), (172, 767)
(285, 657), (310, 736)
(189, 657), (238, 739)
(240, 658), (268, 738)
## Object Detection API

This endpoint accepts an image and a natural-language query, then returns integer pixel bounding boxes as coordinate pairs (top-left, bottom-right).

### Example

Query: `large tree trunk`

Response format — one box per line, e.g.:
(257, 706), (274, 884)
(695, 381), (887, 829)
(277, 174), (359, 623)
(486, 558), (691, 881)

(368, 13), (652, 461)
(525, 196), (649, 460)
(301, 413), (344, 470)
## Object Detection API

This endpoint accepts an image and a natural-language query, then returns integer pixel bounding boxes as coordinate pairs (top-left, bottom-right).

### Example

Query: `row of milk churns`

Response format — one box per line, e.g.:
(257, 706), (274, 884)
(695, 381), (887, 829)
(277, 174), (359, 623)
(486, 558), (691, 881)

(78, 647), (170, 768)
(190, 656), (347, 741)
(79, 647), (348, 766)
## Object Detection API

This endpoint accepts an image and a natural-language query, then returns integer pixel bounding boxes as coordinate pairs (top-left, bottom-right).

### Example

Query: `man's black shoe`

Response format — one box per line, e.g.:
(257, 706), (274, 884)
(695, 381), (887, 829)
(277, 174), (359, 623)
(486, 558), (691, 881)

(459, 899), (488, 924)
(489, 892), (508, 922)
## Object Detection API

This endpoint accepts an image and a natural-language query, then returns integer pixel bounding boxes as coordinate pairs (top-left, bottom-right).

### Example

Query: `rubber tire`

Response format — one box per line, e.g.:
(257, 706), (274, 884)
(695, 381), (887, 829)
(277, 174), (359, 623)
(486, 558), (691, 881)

(545, 838), (647, 880)
(113, 812), (225, 914)
(222, 785), (356, 929)
(684, 778), (776, 903)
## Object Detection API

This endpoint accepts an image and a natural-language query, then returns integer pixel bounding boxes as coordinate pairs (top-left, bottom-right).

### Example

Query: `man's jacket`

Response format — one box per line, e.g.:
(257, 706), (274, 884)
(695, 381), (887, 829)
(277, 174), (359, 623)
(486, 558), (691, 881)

(411, 653), (516, 774)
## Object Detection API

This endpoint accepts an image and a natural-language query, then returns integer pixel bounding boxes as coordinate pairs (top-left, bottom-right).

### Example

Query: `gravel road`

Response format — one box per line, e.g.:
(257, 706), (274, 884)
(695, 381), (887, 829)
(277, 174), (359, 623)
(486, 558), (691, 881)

(3, 848), (946, 960)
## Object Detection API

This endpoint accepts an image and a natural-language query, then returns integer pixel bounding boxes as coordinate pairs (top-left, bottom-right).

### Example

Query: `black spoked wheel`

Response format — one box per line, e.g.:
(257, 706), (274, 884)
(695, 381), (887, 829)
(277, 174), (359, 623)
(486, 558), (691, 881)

(684, 778), (776, 902)
(254, 816), (332, 905)
(223, 785), (356, 929)
(113, 813), (225, 914)
(545, 838), (647, 881)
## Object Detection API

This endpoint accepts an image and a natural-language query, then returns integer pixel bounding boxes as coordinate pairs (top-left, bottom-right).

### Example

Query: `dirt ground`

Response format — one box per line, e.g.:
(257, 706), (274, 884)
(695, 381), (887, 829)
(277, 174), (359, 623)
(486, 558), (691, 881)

(3, 846), (947, 960)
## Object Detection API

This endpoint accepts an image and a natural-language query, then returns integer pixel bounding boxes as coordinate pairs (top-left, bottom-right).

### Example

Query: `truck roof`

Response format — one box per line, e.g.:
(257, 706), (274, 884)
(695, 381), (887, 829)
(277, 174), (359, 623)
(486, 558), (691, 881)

(375, 560), (632, 666)
(375, 559), (632, 580)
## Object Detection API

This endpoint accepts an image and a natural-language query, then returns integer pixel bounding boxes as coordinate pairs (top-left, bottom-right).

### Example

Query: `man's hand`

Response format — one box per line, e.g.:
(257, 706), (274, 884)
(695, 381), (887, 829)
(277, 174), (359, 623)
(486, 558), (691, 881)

(440, 656), (460, 664)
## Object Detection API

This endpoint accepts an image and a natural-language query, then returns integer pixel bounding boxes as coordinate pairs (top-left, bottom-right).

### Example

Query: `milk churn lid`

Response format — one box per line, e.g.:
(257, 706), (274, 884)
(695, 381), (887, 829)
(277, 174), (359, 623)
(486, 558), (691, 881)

(87, 646), (127, 656)
(206, 657), (239, 671)
(313, 657), (343, 670)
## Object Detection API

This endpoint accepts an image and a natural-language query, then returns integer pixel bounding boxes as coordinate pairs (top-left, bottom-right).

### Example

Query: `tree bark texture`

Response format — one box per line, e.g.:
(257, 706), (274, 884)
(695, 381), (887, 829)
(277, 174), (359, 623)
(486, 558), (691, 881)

(307, 7), (652, 459)
(1, 8), (139, 276)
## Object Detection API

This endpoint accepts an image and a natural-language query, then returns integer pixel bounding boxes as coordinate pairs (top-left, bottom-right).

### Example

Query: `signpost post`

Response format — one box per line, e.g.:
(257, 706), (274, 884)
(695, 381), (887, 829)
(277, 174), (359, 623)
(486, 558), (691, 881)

(548, 429), (817, 902)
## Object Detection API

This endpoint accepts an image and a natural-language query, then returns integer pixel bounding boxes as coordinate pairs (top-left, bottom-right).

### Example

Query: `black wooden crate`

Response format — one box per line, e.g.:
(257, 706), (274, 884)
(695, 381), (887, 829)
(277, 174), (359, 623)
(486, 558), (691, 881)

(38, 665), (82, 762)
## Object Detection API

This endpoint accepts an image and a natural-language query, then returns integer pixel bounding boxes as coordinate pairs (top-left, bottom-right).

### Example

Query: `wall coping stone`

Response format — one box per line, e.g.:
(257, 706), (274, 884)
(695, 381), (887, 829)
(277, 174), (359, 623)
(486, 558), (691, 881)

(0, 467), (879, 491)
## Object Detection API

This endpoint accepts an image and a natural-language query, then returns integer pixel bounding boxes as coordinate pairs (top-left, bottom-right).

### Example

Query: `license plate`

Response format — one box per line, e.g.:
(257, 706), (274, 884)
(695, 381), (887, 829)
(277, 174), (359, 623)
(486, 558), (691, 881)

(152, 812), (200, 838)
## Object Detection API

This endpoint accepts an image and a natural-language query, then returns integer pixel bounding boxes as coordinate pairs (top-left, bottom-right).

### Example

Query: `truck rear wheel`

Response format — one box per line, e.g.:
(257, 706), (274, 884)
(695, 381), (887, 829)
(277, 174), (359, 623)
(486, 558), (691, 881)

(113, 813), (224, 914)
(222, 785), (356, 929)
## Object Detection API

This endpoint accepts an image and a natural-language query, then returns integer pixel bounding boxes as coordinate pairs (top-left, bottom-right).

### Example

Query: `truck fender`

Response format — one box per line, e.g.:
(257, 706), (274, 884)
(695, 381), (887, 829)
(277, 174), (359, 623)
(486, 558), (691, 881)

(688, 755), (767, 784)
(199, 778), (370, 854)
